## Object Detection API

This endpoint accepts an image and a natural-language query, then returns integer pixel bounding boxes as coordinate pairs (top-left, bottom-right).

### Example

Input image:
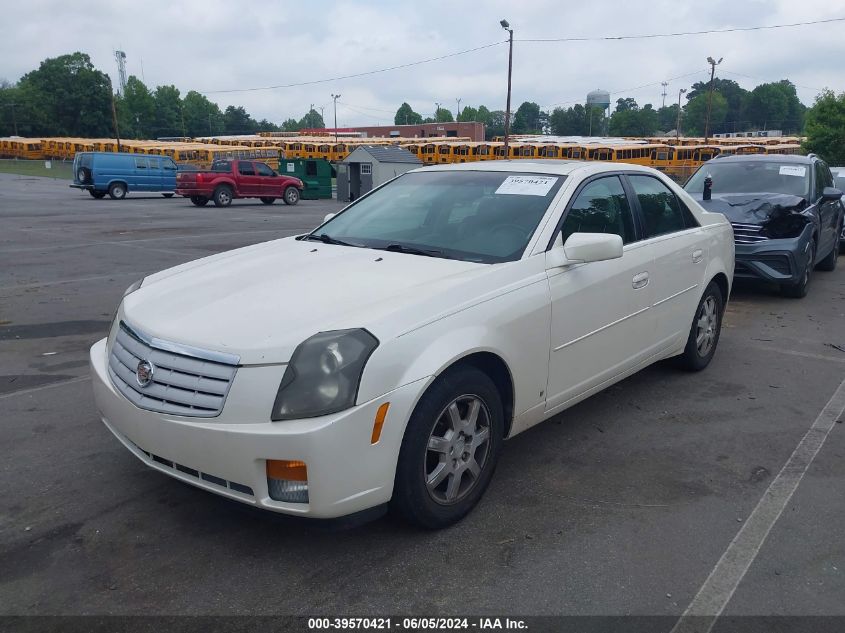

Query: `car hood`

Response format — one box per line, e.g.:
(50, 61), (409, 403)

(121, 237), (489, 364)
(690, 192), (810, 226)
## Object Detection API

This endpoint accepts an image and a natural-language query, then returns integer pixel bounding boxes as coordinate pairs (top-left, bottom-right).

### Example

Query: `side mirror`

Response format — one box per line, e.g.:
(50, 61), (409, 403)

(822, 186), (843, 201)
(547, 233), (623, 269)
(323, 213), (336, 224)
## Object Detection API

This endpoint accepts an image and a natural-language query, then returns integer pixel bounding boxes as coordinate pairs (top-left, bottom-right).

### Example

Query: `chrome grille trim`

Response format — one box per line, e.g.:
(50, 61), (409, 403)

(731, 222), (769, 245)
(108, 321), (239, 418)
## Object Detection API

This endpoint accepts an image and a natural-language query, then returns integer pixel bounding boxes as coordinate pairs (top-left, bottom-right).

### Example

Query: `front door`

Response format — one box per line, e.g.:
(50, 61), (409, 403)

(237, 161), (261, 196)
(254, 161), (277, 198)
(546, 174), (655, 412)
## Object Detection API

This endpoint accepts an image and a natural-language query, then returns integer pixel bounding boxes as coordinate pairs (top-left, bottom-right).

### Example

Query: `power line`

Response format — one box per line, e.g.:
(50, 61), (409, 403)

(203, 40), (506, 94)
(518, 16), (845, 42)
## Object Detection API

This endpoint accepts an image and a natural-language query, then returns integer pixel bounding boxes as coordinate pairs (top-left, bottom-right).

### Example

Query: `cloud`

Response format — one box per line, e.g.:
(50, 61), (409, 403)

(2, 0), (844, 125)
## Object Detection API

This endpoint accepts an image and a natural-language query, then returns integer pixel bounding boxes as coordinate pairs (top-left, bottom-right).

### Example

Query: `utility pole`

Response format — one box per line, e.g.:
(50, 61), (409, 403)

(208, 113), (213, 135)
(660, 82), (668, 108)
(109, 79), (122, 153)
(456, 98), (461, 122)
(435, 102), (441, 122)
(500, 19), (514, 157)
(331, 94), (341, 142)
(309, 103), (314, 129)
(676, 88), (687, 141)
(704, 56), (723, 143)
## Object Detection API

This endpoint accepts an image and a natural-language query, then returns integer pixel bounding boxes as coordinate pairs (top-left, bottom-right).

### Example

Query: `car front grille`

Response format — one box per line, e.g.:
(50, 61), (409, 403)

(108, 321), (239, 418)
(731, 222), (769, 245)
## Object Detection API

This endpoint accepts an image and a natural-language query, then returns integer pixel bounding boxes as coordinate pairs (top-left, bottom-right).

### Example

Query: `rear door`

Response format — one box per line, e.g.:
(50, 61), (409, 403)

(626, 173), (707, 351)
(236, 161), (261, 196)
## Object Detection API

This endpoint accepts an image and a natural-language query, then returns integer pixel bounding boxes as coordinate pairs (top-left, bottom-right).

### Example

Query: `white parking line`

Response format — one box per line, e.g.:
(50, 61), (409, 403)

(0, 375), (91, 401)
(671, 375), (845, 633)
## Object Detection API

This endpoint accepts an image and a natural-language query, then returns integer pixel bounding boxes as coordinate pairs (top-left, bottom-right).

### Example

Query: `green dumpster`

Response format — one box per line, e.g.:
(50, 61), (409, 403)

(278, 157), (333, 200)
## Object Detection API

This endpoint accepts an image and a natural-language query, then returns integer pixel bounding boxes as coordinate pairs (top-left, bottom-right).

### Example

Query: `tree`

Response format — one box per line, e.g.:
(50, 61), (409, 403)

(683, 92), (728, 136)
(549, 104), (592, 136)
(484, 110), (507, 140)
(615, 97), (638, 113)
(257, 118), (280, 132)
(281, 118), (301, 132)
(803, 90), (845, 164)
(298, 108), (325, 130)
(657, 104), (679, 133)
(743, 80), (805, 133)
(457, 105), (478, 122)
(476, 105), (491, 125)
(609, 103), (658, 136)
(152, 85), (182, 137)
(17, 52), (112, 137)
(119, 76), (155, 138)
(394, 102), (422, 125)
(222, 105), (259, 134)
(512, 101), (544, 134)
(182, 91), (222, 137)
(687, 78), (748, 133)
(434, 106), (454, 123)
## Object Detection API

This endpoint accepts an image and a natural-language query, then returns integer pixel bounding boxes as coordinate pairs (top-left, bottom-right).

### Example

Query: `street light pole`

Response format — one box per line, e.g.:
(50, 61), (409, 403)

(676, 88), (687, 141)
(703, 56), (723, 143)
(500, 19), (514, 158)
(331, 94), (341, 143)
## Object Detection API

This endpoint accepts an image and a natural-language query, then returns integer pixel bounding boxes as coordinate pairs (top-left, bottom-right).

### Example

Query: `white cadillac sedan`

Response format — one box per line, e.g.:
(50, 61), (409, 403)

(90, 161), (734, 528)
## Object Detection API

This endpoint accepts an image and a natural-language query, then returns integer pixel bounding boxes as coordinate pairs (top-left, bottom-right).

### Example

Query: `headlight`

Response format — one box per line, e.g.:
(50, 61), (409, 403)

(271, 329), (379, 421)
(123, 278), (144, 297)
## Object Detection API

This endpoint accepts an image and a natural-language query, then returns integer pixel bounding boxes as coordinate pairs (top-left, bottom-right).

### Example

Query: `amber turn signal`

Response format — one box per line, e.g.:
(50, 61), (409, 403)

(371, 402), (390, 444)
(266, 459), (308, 482)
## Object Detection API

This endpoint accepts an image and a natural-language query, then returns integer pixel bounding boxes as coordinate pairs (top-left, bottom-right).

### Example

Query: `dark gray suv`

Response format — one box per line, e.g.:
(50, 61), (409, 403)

(831, 166), (845, 252)
(685, 155), (843, 298)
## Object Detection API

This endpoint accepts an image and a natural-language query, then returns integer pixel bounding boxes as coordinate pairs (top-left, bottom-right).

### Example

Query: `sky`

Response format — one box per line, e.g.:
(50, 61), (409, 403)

(4, 0), (845, 127)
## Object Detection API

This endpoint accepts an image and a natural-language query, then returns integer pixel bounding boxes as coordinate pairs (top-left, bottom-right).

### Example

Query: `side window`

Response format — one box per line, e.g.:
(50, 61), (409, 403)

(238, 162), (256, 176)
(163, 159), (177, 171)
(255, 162), (274, 176)
(629, 175), (687, 238)
(360, 163), (372, 175)
(814, 163), (826, 199)
(559, 176), (635, 245)
(134, 157), (148, 169)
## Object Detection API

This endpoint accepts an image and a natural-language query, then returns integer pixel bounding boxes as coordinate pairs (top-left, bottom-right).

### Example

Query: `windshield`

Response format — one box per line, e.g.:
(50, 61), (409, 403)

(314, 171), (565, 263)
(685, 161), (810, 198)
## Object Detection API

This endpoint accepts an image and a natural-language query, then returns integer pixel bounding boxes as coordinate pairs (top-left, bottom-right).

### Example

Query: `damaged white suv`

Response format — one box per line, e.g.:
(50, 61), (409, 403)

(90, 162), (733, 528)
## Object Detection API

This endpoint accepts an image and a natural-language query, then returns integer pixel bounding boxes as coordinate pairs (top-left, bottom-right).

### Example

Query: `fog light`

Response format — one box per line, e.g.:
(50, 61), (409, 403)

(266, 459), (309, 503)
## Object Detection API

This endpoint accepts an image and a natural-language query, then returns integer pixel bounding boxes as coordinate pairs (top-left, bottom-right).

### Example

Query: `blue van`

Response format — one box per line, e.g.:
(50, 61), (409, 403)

(70, 152), (178, 199)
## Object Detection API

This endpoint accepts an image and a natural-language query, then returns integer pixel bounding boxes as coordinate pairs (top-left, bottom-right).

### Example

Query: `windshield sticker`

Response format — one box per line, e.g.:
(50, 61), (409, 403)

(779, 165), (806, 177)
(495, 175), (558, 196)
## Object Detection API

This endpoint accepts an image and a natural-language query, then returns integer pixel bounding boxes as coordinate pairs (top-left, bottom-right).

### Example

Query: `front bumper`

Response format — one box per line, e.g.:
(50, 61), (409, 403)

(733, 225), (814, 284)
(89, 338), (428, 519)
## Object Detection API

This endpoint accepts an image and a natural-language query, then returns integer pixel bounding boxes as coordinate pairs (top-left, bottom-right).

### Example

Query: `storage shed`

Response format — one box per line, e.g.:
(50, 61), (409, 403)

(336, 145), (422, 202)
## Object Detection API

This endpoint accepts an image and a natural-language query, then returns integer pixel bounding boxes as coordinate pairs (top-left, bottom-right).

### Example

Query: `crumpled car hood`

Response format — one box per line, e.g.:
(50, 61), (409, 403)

(692, 192), (808, 225)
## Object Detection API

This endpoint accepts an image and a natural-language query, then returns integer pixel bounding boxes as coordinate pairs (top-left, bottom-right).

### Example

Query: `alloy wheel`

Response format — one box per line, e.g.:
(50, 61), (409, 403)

(695, 296), (718, 357)
(425, 395), (492, 505)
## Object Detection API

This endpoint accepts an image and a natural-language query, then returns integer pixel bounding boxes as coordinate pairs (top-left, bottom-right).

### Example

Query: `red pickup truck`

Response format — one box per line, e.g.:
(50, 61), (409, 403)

(176, 159), (304, 207)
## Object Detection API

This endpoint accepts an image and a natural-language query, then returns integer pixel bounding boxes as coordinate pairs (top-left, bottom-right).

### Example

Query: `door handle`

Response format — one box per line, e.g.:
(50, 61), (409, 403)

(692, 249), (704, 263)
(632, 272), (649, 289)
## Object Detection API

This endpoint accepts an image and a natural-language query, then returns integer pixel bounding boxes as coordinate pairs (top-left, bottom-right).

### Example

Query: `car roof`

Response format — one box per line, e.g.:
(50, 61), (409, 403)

(411, 160), (664, 177)
(704, 154), (816, 165)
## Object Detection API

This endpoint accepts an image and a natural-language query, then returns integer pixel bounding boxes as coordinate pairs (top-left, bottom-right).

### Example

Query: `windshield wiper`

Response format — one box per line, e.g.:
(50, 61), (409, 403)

(301, 233), (361, 247)
(379, 243), (446, 258)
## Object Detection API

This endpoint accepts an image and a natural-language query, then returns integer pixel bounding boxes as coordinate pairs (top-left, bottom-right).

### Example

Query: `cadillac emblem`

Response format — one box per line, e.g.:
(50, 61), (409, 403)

(136, 359), (155, 388)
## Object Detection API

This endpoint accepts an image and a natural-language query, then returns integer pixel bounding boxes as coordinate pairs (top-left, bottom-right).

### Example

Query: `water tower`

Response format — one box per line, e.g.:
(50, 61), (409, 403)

(586, 89), (611, 136)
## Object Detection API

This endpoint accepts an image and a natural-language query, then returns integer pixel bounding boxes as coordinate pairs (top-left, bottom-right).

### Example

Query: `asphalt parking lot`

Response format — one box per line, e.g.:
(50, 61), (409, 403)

(1, 173), (844, 624)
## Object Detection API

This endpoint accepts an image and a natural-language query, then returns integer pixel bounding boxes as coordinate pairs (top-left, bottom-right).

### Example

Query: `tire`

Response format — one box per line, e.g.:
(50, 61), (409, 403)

(391, 366), (504, 529)
(88, 190), (106, 199)
(213, 186), (233, 207)
(817, 221), (840, 271)
(260, 197), (276, 205)
(162, 193), (175, 198)
(781, 239), (815, 298)
(190, 196), (209, 207)
(77, 167), (91, 184)
(108, 182), (127, 200)
(283, 186), (300, 205)
(676, 281), (724, 372)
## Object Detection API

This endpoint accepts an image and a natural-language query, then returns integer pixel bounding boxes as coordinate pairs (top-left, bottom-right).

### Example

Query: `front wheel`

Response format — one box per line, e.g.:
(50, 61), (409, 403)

(213, 186), (233, 207)
(108, 182), (126, 200)
(391, 366), (504, 529)
(283, 186), (300, 205)
(260, 197), (276, 205)
(781, 239), (815, 298)
(190, 196), (209, 207)
(676, 281), (724, 371)
(817, 222), (840, 271)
